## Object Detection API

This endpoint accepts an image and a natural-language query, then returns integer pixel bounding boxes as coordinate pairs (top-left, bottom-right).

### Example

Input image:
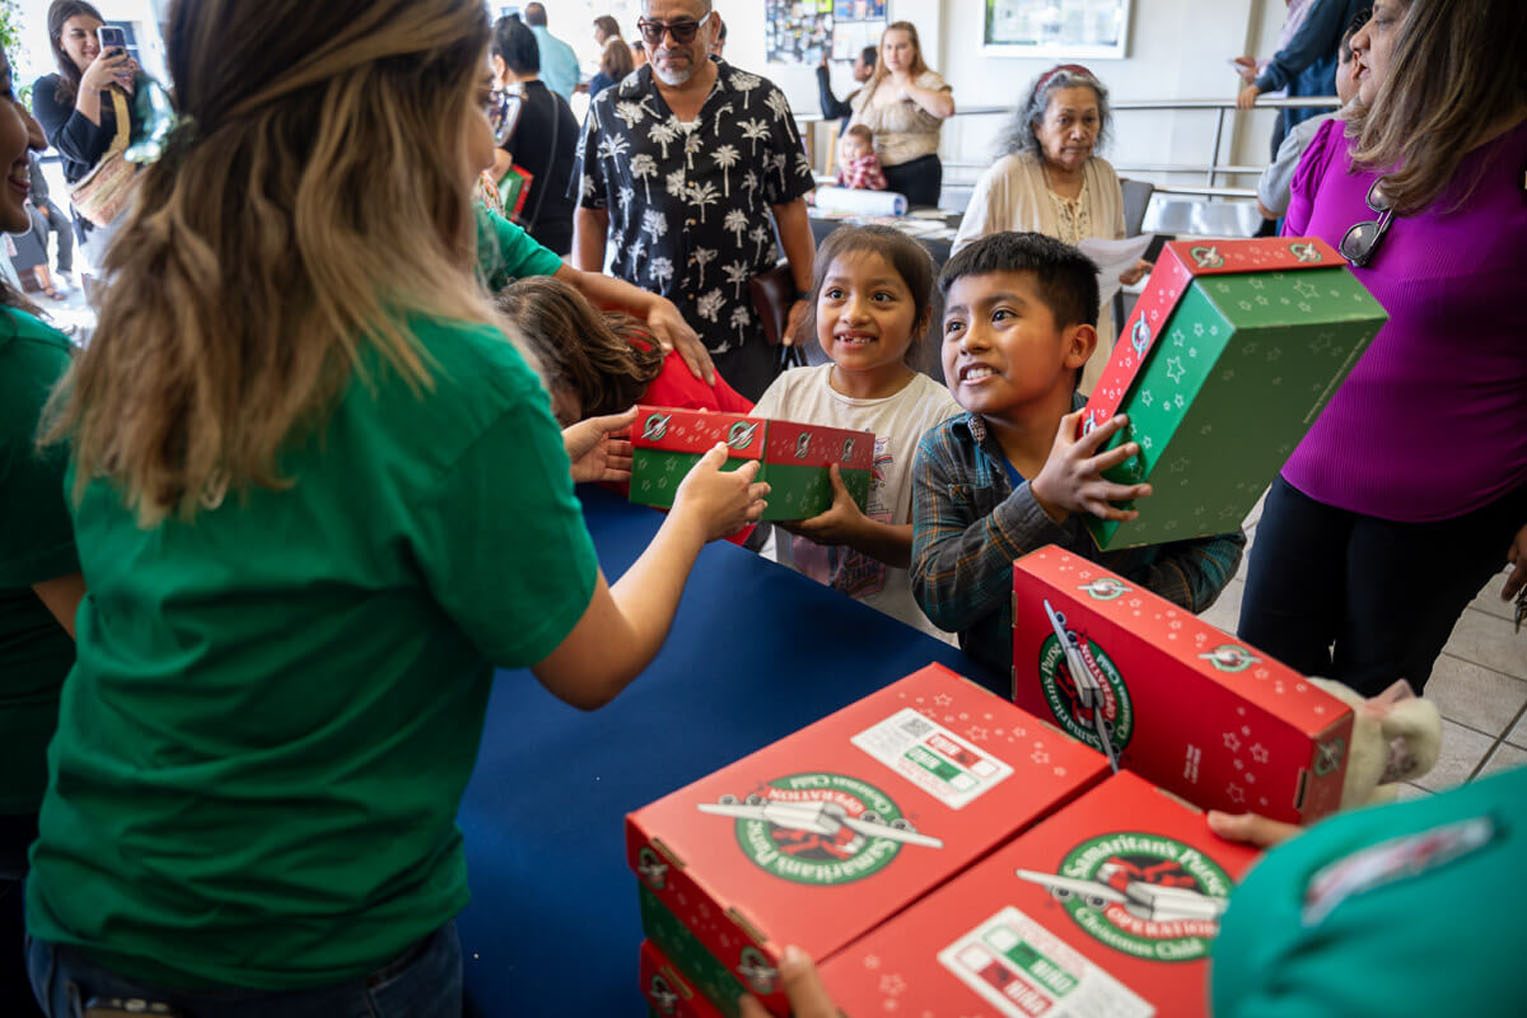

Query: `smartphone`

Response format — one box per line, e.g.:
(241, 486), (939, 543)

(97, 25), (127, 57)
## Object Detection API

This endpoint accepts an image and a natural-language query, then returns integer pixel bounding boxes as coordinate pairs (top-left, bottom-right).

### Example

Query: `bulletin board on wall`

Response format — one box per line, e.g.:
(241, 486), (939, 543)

(983, 0), (1133, 60)
(830, 0), (888, 64)
(764, 0), (889, 66)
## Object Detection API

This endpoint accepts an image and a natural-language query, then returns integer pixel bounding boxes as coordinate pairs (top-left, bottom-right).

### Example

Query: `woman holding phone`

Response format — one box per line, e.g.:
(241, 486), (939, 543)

(30, 1), (142, 285)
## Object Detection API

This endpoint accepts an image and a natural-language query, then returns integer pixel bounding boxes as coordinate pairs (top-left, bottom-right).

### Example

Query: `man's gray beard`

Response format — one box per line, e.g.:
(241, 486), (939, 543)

(652, 60), (694, 87)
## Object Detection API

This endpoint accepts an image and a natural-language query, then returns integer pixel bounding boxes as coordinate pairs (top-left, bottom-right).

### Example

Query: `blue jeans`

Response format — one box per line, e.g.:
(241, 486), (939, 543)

(27, 922), (461, 1018)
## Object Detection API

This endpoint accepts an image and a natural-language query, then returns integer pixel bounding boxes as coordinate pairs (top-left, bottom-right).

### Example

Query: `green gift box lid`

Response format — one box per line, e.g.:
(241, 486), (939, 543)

(1082, 238), (1388, 549)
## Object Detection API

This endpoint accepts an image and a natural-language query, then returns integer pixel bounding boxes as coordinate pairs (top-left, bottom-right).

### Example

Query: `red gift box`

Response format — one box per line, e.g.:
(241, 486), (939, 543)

(629, 406), (875, 521)
(1012, 546), (1352, 824)
(641, 939), (724, 1018)
(628, 663), (1110, 1016)
(821, 771), (1264, 1017)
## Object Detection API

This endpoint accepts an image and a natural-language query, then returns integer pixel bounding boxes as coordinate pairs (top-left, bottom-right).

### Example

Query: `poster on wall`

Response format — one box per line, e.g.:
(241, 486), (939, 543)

(984, 0), (1133, 60)
(767, 0), (836, 65)
(829, 0), (887, 63)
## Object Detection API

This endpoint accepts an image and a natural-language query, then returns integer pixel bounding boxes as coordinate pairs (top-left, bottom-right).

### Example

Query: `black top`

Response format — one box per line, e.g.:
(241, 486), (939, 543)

(816, 64), (855, 132)
(31, 74), (138, 185)
(501, 80), (578, 257)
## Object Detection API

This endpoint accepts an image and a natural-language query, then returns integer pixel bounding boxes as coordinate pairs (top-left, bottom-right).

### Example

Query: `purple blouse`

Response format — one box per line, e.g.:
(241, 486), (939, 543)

(1281, 117), (1527, 522)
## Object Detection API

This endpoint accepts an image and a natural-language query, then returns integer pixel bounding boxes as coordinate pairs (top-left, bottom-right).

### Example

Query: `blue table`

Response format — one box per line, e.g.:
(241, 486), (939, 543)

(457, 486), (997, 1016)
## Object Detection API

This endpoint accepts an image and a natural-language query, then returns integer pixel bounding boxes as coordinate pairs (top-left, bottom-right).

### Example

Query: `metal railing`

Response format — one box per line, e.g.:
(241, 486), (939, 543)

(802, 95), (1341, 201)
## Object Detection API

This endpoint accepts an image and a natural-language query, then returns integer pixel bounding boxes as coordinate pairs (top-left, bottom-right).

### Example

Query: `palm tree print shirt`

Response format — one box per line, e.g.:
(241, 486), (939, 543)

(571, 60), (816, 357)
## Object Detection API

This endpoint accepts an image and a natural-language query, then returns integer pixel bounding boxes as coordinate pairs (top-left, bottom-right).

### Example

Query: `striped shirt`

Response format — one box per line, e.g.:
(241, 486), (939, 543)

(910, 404), (1246, 677)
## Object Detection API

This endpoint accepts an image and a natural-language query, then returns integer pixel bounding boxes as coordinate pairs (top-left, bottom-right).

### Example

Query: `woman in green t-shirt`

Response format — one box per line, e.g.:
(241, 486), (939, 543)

(24, 2), (766, 1015)
(0, 86), (83, 1018)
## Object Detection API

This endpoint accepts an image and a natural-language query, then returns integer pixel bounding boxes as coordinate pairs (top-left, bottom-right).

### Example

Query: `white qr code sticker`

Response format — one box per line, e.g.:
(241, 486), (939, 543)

(851, 708), (1013, 809)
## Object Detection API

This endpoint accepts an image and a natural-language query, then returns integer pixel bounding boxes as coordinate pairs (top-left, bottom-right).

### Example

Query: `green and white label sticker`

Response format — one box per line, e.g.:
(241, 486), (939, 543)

(937, 906), (1154, 1017)
(851, 708), (1013, 810)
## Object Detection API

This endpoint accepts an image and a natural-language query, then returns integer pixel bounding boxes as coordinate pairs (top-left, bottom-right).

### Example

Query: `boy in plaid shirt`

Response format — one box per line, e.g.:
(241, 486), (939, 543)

(835, 125), (887, 191)
(910, 233), (1245, 681)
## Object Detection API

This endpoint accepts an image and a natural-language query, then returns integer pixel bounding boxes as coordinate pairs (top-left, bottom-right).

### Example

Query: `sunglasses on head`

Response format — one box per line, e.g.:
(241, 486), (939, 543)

(636, 11), (712, 47)
(1339, 179), (1394, 268)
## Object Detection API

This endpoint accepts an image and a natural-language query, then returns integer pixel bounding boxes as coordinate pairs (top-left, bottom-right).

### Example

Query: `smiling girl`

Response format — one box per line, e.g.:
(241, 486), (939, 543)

(754, 226), (960, 639)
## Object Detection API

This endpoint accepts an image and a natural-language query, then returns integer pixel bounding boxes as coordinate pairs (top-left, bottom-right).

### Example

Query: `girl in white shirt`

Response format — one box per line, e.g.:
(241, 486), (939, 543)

(755, 226), (960, 640)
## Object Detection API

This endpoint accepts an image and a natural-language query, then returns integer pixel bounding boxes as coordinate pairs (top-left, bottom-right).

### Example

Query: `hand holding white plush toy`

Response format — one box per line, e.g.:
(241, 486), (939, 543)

(1308, 678), (1442, 808)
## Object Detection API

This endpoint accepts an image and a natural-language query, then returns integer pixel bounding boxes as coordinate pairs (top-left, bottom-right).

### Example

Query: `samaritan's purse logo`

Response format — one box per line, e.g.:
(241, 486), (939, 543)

(642, 412), (672, 441)
(1019, 833), (1233, 962)
(697, 773), (940, 885)
(727, 421), (760, 450)
(1198, 643), (1260, 673)
(1038, 631), (1134, 753)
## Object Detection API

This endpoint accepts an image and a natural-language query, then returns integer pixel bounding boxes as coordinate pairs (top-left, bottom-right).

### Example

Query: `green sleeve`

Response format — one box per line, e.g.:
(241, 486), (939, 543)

(0, 326), (77, 586)
(477, 208), (565, 291)
(411, 373), (599, 668)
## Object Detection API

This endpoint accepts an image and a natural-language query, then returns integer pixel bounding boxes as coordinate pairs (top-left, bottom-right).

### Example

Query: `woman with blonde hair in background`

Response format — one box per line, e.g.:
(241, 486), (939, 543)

(848, 20), (954, 207)
(26, 0), (766, 1013)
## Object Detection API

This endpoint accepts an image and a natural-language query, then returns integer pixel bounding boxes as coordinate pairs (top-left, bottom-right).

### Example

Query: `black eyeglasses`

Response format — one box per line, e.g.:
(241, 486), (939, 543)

(636, 11), (712, 47)
(1340, 179), (1393, 268)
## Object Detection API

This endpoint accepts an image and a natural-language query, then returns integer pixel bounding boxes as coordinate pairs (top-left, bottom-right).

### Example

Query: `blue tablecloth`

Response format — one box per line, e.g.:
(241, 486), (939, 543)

(457, 486), (997, 1016)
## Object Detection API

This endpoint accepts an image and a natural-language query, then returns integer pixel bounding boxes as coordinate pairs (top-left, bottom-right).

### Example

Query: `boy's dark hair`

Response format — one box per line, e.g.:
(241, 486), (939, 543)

(492, 14), (540, 75)
(804, 225), (937, 365)
(939, 231), (1100, 330)
(860, 45), (877, 67)
(843, 124), (873, 144)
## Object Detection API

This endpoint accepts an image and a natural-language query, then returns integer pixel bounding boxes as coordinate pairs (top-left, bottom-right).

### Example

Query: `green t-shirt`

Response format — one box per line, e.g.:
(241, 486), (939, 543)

(26, 316), (599, 989)
(478, 206), (564, 291)
(1212, 766), (1527, 1016)
(0, 307), (76, 815)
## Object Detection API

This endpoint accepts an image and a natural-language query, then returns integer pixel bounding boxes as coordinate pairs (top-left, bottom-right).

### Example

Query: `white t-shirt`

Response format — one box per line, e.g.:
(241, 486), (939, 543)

(754, 364), (961, 641)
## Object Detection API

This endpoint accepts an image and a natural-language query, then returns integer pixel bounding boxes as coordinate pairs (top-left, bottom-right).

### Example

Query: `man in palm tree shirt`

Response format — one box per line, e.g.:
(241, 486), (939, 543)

(570, 0), (816, 400)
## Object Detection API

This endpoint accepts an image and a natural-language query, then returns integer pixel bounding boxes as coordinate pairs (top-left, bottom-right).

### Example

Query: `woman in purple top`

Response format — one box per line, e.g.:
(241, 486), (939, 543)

(1239, 0), (1526, 698)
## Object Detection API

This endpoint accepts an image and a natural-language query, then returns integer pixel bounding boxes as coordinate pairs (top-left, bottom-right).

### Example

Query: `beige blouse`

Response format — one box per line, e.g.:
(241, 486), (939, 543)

(952, 152), (1127, 393)
(849, 70), (951, 168)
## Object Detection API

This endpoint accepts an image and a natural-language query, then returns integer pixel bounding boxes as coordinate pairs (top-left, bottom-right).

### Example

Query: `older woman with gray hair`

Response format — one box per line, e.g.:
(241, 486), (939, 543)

(952, 64), (1146, 391)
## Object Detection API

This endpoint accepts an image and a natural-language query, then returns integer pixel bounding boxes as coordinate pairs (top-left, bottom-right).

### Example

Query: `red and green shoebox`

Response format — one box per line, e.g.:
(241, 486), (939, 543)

(642, 939), (724, 1018)
(1012, 546), (1353, 825)
(629, 405), (874, 521)
(627, 663), (1111, 1017)
(1081, 237), (1387, 549)
(820, 771), (1263, 1017)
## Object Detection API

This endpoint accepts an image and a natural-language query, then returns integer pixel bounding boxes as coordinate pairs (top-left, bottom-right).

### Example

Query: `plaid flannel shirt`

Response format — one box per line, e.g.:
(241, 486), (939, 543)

(910, 402), (1247, 677)
(835, 153), (888, 191)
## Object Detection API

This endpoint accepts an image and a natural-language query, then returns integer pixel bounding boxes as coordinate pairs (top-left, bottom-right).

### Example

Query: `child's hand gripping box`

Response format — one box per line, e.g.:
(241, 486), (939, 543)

(627, 663), (1111, 1017)
(641, 939), (724, 1018)
(820, 771), (1263, 1017)
(1012, 546), (1353, 824)
(629, 405), (874, 521)
(1082, 237), (1387, 549)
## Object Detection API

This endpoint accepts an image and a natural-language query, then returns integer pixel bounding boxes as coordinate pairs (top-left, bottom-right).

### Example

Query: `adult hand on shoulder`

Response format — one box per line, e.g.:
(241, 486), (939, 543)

(1207, 809), (1302, 850)
(739, 946), (837, 1018)
(647, 297), (716, 385)
(780, 464), (865, 545)
(1030, 411), (1151, 524)
(1236, 82), (1263, 110)
(674, 444), (770, 543)
(1503, 522), (1527, 601)
(564, 408), (637, 484)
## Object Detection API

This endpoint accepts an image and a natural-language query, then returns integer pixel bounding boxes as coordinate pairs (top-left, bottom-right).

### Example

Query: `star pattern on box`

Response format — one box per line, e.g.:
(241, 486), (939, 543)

(1226, 783), (1246, 804)
(863, 955), (881, 970)
(879, 974), (907, 996)
(1165, 357), (1187, 383)
(932, 693), (952, 707)
(1293, 280), (1320, 299)
(1251, 741), (1271, 764)
(1223, 732), (1241, 751)
(966, 725), (989, 742)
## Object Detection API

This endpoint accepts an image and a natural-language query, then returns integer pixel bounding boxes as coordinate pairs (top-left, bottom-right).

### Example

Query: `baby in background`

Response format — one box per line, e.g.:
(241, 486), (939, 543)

(835, 125), (887, 192)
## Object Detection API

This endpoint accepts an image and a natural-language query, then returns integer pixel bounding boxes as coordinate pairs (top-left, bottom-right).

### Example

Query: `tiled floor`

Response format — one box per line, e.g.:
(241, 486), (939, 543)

(1198, 493), (1527, 797)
